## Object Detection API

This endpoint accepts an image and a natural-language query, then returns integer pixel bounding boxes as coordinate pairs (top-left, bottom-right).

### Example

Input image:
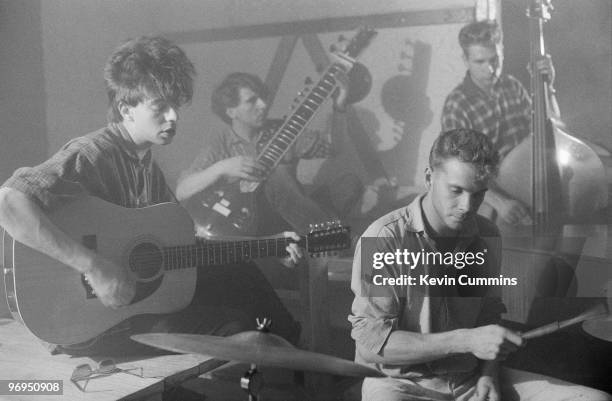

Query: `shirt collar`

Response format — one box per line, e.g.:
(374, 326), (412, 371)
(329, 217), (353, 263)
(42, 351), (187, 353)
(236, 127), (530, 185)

(109, 122), (152, 165)
(405, 193), (479, 240)
(224, 124), (263, 146)
(462, 72), (503, 99)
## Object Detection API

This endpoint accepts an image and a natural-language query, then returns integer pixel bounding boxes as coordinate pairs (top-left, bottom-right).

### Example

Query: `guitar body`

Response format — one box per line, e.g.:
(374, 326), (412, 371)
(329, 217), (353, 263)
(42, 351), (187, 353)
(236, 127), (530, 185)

(3, 196), (197, 345)
(2, 196), (351, 345)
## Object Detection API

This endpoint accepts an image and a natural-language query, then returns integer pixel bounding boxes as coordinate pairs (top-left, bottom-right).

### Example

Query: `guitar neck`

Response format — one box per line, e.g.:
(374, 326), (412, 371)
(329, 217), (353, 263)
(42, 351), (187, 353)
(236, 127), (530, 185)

(256, 63), (348, 173)
(162, 237), (302, 271)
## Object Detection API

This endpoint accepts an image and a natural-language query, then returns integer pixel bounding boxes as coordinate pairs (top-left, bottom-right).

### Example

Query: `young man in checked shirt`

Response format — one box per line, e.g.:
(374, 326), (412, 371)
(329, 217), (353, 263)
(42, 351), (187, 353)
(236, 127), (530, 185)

(441, 21), (560, 227)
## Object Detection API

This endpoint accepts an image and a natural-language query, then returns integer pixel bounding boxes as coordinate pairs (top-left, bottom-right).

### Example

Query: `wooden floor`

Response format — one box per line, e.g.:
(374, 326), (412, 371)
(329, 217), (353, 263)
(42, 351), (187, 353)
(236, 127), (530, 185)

(0, 318), (225, 401)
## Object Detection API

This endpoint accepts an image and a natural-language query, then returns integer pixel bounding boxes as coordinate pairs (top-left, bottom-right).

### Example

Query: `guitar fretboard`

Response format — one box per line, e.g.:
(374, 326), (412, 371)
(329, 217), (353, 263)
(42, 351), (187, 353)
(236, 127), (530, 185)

(256, 63), (347, 173)
(162, 237), (297, 271)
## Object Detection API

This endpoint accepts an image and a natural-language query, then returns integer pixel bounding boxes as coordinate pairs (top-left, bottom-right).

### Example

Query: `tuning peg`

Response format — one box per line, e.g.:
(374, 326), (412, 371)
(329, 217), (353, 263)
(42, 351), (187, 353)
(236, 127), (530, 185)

(304, 77), (313, 85)
(398, 64), (409, 73)
(329, 44), (338, 53)
(338, 34), (346, 42)
(400, 51), (410, 59)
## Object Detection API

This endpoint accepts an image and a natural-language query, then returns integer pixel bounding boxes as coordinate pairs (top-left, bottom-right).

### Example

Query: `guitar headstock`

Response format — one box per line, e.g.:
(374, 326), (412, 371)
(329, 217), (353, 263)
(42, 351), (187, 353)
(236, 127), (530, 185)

(305, 220), (351, 255)
(332, 27), (377, 60)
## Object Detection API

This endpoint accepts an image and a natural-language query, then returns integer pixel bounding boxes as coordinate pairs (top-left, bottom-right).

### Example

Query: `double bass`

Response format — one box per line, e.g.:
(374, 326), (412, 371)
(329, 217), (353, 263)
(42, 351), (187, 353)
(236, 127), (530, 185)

(495, 0), (608, 236)
(491, 0), (609, 325)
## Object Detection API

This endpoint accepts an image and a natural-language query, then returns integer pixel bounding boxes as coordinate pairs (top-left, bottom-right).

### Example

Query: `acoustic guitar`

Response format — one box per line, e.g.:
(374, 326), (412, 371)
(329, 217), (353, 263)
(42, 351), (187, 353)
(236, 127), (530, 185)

(1, 196), (350, 345)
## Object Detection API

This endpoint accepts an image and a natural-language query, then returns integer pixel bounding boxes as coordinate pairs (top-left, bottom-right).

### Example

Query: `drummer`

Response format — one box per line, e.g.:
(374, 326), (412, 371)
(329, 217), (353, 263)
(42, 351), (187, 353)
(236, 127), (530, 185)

(348, 128), (611, 401)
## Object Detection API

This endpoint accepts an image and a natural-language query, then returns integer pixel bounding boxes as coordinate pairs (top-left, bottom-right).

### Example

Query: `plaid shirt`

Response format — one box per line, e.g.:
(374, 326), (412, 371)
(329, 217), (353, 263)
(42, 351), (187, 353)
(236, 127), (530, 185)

(441, 73), (531, 159)
(2, 123), (174, 211)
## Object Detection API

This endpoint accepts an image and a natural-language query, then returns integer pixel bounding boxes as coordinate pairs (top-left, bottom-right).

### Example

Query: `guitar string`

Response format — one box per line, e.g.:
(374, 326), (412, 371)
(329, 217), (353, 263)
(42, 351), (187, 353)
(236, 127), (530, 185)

(123, 233), (346, 272)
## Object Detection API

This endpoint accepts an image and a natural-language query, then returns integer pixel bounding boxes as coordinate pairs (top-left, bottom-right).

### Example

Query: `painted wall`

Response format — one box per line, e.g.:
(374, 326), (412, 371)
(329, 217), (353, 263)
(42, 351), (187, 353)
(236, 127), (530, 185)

(0, 0), (46, 182)
(0, 0), (46, 317)
(2, 0), (610, 193)
(34, 0), (472, 192)
(0, 2), (474, 318)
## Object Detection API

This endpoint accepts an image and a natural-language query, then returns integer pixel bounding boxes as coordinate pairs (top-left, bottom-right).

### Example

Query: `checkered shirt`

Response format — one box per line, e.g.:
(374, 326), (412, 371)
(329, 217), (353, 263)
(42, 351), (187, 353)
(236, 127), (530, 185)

(441, 73), (532, 159)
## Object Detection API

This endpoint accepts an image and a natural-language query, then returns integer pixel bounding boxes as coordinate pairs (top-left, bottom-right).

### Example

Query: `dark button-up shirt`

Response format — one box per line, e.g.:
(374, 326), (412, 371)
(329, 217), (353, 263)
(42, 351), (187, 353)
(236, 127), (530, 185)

(3, 123), (174, 210)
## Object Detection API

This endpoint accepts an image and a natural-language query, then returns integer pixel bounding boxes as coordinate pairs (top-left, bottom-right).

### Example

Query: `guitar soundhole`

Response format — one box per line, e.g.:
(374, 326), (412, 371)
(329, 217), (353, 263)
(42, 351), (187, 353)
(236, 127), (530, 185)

(129, 242), (163, 280)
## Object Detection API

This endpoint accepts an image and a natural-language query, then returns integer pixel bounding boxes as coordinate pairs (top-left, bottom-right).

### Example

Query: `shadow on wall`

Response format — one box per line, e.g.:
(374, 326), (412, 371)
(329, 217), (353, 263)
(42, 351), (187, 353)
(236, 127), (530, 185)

(379, 40), (433, 186)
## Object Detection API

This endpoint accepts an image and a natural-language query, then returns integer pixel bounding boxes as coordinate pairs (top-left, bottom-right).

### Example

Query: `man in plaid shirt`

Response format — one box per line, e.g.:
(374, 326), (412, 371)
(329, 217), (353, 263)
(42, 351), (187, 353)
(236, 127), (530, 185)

(441, 21), (560, 227)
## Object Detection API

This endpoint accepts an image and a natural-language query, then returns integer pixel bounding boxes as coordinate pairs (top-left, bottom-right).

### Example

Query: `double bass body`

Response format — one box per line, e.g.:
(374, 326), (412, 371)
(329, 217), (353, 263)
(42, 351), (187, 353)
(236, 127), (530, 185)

(495, 122), (608, 232)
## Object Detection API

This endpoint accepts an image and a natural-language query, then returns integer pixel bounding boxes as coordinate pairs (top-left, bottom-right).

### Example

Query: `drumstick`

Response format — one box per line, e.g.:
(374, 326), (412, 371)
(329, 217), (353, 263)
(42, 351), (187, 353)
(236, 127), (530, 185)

(521, 303), (609, 340)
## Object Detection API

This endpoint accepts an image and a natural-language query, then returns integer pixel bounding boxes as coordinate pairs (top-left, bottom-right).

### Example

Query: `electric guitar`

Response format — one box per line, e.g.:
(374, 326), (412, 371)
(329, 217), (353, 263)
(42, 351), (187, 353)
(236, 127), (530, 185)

(1, 196), (350, 345)
(187, 27), (377, 237)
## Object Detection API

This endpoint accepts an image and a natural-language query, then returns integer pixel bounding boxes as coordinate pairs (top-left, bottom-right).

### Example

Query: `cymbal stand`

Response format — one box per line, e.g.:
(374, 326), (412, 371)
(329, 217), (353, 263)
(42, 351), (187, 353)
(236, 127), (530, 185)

(240, 364), (264, 401)
(238, 317), (271, 401)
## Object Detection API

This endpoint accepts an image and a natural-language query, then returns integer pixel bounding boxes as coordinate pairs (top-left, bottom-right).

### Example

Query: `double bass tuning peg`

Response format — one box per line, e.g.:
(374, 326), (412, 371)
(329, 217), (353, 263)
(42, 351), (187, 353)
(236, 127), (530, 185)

(304, 77), (313, 85)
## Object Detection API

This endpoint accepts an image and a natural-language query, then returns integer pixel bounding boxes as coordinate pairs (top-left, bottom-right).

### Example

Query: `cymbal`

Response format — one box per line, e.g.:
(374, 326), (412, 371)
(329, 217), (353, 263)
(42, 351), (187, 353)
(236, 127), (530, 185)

(131, 331), (385, 378)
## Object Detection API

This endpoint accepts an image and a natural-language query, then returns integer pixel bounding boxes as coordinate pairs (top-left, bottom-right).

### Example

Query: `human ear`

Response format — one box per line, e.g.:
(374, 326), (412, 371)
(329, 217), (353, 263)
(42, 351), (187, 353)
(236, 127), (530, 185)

(462, 52), (470, 68)
(118, 101), (133, 122)
(424, 167), (433, 188)
(225, 107), (236, 121)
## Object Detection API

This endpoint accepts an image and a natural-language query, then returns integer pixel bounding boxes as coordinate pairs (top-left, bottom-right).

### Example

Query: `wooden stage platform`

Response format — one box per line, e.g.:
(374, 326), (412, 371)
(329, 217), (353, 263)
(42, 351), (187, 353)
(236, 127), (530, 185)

(0, 318), (225, 401)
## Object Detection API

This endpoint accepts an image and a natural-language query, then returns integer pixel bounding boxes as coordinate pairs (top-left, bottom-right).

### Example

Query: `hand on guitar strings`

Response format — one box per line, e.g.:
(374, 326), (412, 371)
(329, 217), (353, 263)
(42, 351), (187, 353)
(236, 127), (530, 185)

(85, 255), (136, 309)
(279, 231), (303, 269)
(331, 70), (350, 111)
(217, 155), (267, 182)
